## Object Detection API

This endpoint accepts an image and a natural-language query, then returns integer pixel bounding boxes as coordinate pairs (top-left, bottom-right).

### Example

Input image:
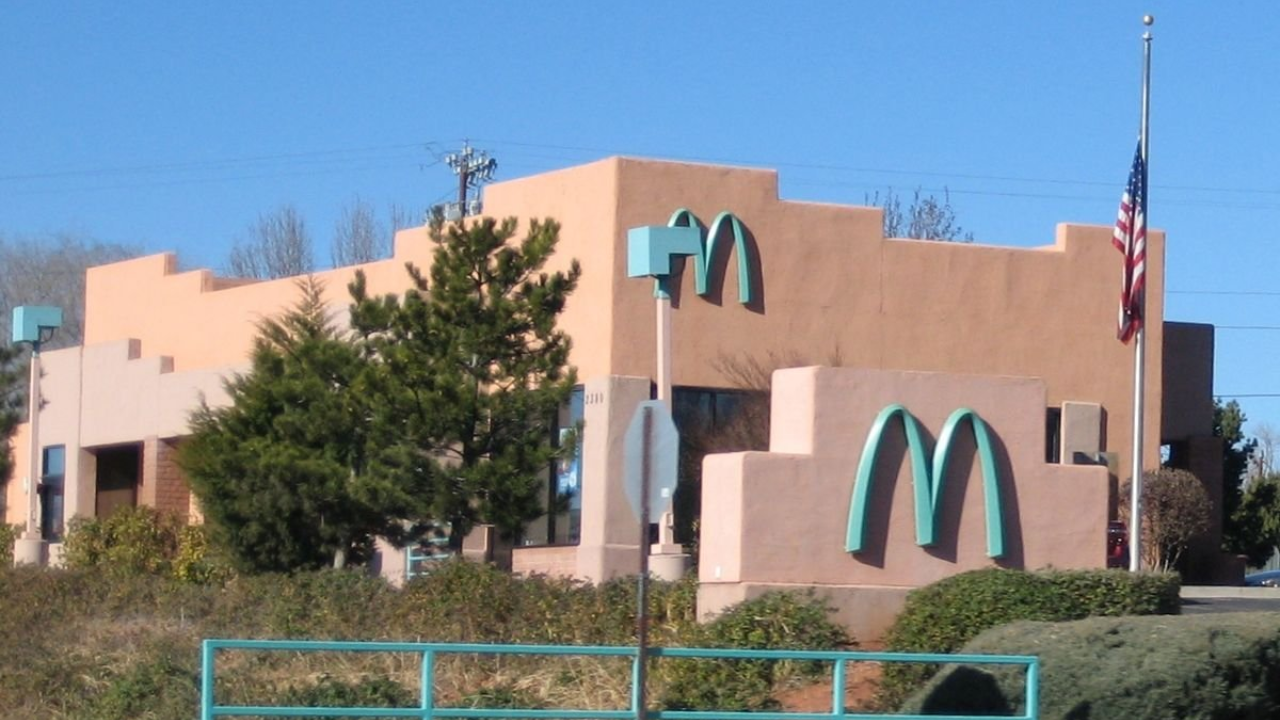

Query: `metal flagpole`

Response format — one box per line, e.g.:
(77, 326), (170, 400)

(1129, 15), (1153, 572)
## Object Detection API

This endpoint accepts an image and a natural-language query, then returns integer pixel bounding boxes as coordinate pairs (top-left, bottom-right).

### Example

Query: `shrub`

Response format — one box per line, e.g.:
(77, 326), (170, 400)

(279, 676), (415, 720)
(0, 523), (17, 566)
(82, 647), (199, 720)
(1121, 468), (1212, 572)
(392, 559), (523, 642)
(390, 559), (699, 645)
(905, 612), (1280, 719)
(209, 569), (394, 639)
(173, 524), (234, 584)
(459, 684), (545, 710)
(659, 590), (850, 711)
(62, 508), (234, 584)
(62, 506), (182, 576)
(879, 567), (1179, 709)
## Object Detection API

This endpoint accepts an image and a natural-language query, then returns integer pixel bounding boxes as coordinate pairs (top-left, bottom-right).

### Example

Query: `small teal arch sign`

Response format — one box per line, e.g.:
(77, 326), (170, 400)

(845, 405), (1007, 559)
(662, 209), (755, 304)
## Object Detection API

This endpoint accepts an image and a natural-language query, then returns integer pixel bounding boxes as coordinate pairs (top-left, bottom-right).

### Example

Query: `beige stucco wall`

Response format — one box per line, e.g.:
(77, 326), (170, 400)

(72, 158), (1164, 489)
(697, 366), (1112, 639)
(4, 341), (234, 527)
(80, 158), (622, 384)
(702, 367), (1111, 588)
(597, 159), (1164, 487)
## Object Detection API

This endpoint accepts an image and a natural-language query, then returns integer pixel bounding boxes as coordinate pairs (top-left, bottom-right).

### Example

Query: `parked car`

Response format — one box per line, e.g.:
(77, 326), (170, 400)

(1244, 569), (1280, 587)
(1106, 521), (1129, 569)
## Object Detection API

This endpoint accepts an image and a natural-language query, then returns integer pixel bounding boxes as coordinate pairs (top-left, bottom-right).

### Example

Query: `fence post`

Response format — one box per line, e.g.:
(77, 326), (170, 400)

(200, 640), (215, 720)
(1026, 657), (1040, 720)
(421, 649), (436, 720)
(830, 658), (846, 716)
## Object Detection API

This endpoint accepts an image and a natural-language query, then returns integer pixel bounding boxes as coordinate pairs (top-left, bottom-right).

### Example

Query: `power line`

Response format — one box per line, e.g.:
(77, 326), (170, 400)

(474, 137), (1280, 199)
(1216, 325), (1280, 331)
(1169, 290), (1280, 297)
(7, 158), (442, 197)
(0, 142), (432, 183)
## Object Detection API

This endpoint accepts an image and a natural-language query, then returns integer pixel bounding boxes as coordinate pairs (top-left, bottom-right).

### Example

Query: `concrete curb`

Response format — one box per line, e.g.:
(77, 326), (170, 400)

(1181, 585), (1280, 599)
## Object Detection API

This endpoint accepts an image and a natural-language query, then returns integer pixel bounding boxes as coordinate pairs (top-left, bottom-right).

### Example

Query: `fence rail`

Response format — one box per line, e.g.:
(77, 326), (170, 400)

(200, 639), (1039, 720)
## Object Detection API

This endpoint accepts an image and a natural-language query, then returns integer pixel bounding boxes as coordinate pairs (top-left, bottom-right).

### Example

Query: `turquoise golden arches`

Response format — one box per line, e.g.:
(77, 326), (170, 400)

(659, 208), (755, 305)
(845, 405), (1006, 559)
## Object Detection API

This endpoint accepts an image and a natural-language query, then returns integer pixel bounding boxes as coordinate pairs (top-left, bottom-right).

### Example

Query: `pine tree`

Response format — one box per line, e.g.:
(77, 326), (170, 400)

(1217, 398), (1259, 555)
(180, 277), (424, 571)
(0, 344), (23, 487)
(350, 215), (580, 549)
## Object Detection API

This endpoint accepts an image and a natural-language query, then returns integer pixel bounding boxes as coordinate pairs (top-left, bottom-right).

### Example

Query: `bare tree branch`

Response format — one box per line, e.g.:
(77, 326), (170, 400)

(866, 187), (974, 243)
(227, 205), (314, 279)
(0, 232), (140, 348)
(331, 197), (390, 267)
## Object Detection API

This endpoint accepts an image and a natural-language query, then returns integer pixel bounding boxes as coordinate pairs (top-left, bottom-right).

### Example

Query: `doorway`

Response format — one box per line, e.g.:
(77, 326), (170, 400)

(94, 444), (140, 518)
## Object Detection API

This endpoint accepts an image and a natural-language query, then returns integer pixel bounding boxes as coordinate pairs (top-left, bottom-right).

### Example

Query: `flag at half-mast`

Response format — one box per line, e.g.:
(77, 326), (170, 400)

(1113, 143), (1147, 344)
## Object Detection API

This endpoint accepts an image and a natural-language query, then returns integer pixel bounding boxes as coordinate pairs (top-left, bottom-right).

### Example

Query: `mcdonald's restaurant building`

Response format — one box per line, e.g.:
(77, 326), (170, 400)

(4, 157), (1232, 638)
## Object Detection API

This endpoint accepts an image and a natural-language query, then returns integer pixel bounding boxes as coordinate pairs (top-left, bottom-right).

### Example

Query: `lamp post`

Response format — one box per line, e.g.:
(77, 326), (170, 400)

(625, 225), (700, 576)
(10, 306), (61, 567)
(625, 225), (702, 407)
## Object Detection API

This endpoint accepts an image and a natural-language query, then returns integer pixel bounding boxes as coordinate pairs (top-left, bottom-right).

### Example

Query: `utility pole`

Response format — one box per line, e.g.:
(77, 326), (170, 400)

(444, 142), (497, 217)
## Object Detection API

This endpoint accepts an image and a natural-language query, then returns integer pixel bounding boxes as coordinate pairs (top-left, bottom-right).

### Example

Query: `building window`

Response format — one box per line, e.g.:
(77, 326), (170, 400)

(523, 386), (584, 547)
(39, 445), (66, 542)
(672, 386), (766, 547)
(1045, 407), (1062, 464)
(552, 386), (585, 545)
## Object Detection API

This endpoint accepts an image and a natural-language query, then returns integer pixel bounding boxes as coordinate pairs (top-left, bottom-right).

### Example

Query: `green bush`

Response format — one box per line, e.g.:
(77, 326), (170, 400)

(280, 676), (415, 720)
(173, 524), (234, 584)
(82, 646), (199, 720)
(62, 507), (234, 583)
(390, 559), (698, 645)
(0, 523), (18, 566)
(459, 684), (545, 710)
(905, 612), (1280, 719)
(660, 591), (851, 711)
(879, 568), (1179, 708)
(63, 506), (181, 576)
(0, 560), (845, 719)
(208, 569), (394, 639)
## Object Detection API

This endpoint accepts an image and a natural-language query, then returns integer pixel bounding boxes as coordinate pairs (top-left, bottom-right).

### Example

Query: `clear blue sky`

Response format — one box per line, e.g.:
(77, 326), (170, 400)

(3, 2), (1278, 436)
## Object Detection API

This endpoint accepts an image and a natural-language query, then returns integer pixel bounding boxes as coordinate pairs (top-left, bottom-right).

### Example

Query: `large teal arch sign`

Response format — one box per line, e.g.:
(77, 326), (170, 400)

(845, 405), (1006, 558)
(660, 209), (754, 304)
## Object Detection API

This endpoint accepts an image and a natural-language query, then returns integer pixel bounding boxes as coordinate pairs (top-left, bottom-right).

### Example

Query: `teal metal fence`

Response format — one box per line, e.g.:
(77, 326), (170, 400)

(200, 639), (1038, 720)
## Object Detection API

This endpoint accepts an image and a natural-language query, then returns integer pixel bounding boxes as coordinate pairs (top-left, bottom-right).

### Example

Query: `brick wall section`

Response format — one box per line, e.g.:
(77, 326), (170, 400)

(511, 545), (579, 579)
(141, 436), (192, 523)
(154, 439), (190, 521)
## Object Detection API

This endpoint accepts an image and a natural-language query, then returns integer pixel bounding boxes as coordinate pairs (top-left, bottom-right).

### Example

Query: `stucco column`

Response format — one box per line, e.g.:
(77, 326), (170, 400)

(13, 352), (45, 566)
(138, 436), (160, 509)
(575, 375), (650, 582)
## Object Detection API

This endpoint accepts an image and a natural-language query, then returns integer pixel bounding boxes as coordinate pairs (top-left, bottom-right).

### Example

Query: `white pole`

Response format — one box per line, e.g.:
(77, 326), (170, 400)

(656, 295), (672, 407)
(1129, 329), (1145, 571)
(1129, 17), (1153, 572)
(23, 346), (41, 540)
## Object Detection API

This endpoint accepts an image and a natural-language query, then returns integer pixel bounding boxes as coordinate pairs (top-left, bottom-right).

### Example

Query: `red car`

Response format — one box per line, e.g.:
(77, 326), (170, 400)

(1107, 521), (1129, 568)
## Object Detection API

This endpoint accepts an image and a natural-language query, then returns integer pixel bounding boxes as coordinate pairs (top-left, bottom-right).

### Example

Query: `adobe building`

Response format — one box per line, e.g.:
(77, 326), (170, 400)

(3, 158), (1232, 634)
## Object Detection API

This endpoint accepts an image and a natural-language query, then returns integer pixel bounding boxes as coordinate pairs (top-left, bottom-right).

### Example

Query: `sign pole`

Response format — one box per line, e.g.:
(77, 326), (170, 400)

(635, 405), (652, 720)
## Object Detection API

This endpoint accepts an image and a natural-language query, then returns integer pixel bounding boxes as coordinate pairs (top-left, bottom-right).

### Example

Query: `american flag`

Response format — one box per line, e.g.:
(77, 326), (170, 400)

(1113, 143), (1147, 344)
